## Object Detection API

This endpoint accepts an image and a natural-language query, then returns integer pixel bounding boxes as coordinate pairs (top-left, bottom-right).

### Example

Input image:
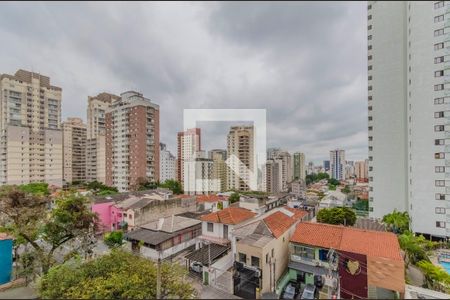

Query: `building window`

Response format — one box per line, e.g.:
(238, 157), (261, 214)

(436, 221), (446, 228)
(435, 111), (445, 118)
(435, 139), (445, 145)
(251, 256), (260, 268)
(435, 70), (444, 77)
(435, 152), (445, 159)
(368, 55), (373, 60)
(435, 125), (445, 131)
(435, 207), (446, 214)
(368, 86), (372, 91)
(368, 126), (373, 131)
(434, 84), (444, 91)
(368, 4), (372, 9)
(368, 25), (372, 30)
(435, 56), (445, 64)
(368, 75), (372, 80)
(368, 45), (372, 50)
(434, 1), (445, 9)
(435, 28), (445, 36)
(207, 222), (213, 232)
(435, 180), (445, 186)
(436, 193), (446, 200)
(368, 14), (372, 20)
(368, 65), (373, 70)
(435, 166), (445, 173)
(368, 35), (372, 41)
(239, 252), (247, 263)
(435, 97), (445, 104)
(266, 253), (269, 264)
(368, 96), (372, 101)
(293, 245), (315, 260)
(435, 43), (444, 51)
(369, 136), (373, 141)
(435, 15), (445, 23)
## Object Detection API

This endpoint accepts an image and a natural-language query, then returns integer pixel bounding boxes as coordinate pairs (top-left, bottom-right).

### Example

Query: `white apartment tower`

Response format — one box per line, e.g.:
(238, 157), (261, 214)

(330, 149), (345, 180)
(227, 125), (255, 191)
(177, 128), (201, 185)
(62, 117), (87, 183)
(209, 149), (227, 192)
(183, 150), (219, 195)
(160, 143), (176, 183)
(86, 92), (119, 184)
(368, 1), (449, 237)
(105, 91), (160, 192)
(0, 70), (63, 186)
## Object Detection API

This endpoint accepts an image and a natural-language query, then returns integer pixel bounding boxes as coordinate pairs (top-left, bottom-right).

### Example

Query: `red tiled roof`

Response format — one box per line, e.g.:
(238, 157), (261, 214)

(283, 206), (309, 221)
(290, 222), (402, 261)
(196, 194), (227, 203)
(201, 207), (256, 225)
(264, 211), (296, 238)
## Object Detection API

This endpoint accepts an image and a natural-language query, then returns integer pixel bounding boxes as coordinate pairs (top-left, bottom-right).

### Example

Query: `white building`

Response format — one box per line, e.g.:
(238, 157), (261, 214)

(160, 143), (176, 183)
(0, 70), (63, 186)
(368, 1), (449, 237)
(184, 151), (219, 195)
(62, 117), (86, 183)
(330, 149), (345, 180)
(177, 128), (201, 185)
(227, 125), (255, 191)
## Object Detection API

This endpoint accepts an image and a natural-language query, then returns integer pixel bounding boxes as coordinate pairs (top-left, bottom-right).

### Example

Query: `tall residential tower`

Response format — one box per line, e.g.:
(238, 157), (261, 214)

(62, 117), (87, 183)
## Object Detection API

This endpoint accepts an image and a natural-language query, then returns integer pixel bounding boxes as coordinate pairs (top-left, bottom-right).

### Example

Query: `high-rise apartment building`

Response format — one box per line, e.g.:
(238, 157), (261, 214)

(227, 125), (255, 191)
(86, 92), (119, 184)
(293, 152), (306, 181)
(160, 143), (176, 183)
(265, 159), (281, 194)
(62, 117), (86, 183)
(276, 151), (293, 192)
(184, 150), (218, 195)
(0, 70), (63, 186)
(209, 149), (227, 192)
(177, 128), (201, 184)
(330, 149), (345, 180)
(368, 1), (449, 237)
(267, 147), (281, 160)
(354, 160), (368, 181)
(105, 91), (159, 192)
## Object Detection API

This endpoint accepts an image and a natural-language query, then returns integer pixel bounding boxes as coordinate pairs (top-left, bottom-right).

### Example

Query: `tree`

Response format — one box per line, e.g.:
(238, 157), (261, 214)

(217, 201), (224, 210)
(352, 199), (369, 211)
(86, 181), (118, 196)
(104, 231), (124, 249)
(159, 179), (183, 194)
(416, 260), (450, 293)
(398, 231), (437, 266)
(383, 210), (410, 234)
(341, 185), (351, 194)
(38, 250), (197, 299)
(305, 173), (329, 185)
(328, 178), (340, 186)
(18, 183), (50, 196)
(229, 192), (240, 204)
(0, 187), (98, 274)
(316, 207), (356, 226)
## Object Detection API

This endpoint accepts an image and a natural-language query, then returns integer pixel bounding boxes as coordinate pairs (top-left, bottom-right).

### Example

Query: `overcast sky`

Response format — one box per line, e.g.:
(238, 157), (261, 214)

(0, 1), (367, 164)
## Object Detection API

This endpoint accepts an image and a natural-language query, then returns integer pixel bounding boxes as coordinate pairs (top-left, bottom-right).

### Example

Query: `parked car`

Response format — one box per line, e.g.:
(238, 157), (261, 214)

(190, 261), (203, 273)
(300, 284), (316, 299)
(282, 282), (296, 299)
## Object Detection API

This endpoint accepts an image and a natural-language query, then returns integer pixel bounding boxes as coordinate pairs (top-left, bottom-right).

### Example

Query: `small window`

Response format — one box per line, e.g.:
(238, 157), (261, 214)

(434, 84), (444, 91)
(435, 97), (445, 104)
(435, 180), (445, 186)
(368, 55), (373, 60)
(368, 45), (372, 50)
(368, 15), (372, 20)
(368, 126), (373, 131)
(434, 1), (445, 9)
(434, 125), (444, 131)
(435, 15), (444, 23)
(435, 43), (444, 51)
(435, 111), (445, 118)
(368, 25), (372, 30)
(368, 4), (372, 9)
(436, 193), (446, 200)
(435, 56), (445, 63)
(434, 28), (445, 36)
(368, 96), (373, 101)
(435, 70), (444, 77)
(368, 65), (373, 70)
(435, 207), (446, 214)
(435, 152), (445, 159)
(436, 221), (446, 228)
(369, 136), (373, 141)
(435, 166), (445, 173)
(251, 256), (260, 268)
(239, 252), (247, 263)
(207, 222), (213, 232)
(435, 139), (445, 145)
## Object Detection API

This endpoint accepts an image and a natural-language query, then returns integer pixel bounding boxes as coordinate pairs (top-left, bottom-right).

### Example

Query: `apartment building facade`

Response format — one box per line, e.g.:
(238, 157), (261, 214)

(86, 92), (119, 184)
(0, 69), (63, 186)
(293, 152), (306, 181)
(368, 1), (450, 237)
(210, 149), (227, 192)
(160, 143), (176, 183)
(177, 128), (201, 185)
(105, 91), (160, 192)
(62, 117), (86, 183)
(227, 125), (255, 191)
(330, 149), (345, 180)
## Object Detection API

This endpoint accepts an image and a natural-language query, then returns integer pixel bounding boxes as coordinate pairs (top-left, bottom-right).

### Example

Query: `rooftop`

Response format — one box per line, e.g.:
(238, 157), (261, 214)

(141, 215), (201, 233)
(201, 207), (256, 225)
(196, 194), (228, 203)
(290, 222), (402, 261)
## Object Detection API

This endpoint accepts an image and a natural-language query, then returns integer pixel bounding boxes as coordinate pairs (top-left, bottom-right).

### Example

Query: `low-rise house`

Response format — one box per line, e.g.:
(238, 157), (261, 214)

(91, 190), (197, 232)
(196, 194), (229, 212)
(232, 207), (310, 299)
(280, 222), (404, 299)
(318, 190), (347, 210)
(290, 180), (306, 198)
(125, 215), (201, 260)
(238, 194), (290, 214)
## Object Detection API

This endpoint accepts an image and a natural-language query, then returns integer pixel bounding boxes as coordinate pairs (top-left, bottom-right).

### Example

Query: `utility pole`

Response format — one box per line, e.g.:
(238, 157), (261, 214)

(157, 250), (161, 299)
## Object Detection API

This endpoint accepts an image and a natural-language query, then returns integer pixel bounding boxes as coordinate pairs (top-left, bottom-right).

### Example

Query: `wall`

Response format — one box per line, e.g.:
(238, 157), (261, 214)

(338, 250), (368, 299)
(138, 238), (198, 260)
(91, 201), (113, 232)
(202, 221), (232, 240)
(0, 239), (13, 285)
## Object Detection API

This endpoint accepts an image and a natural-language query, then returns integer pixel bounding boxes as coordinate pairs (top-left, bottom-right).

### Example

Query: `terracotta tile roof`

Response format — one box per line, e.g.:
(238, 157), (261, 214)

(263, 211), (296, 238)
(200, 207), (256, 225)
(290, 222), (402, 261)
(283, 206), (309, 221)
(196, 194), (228, 203)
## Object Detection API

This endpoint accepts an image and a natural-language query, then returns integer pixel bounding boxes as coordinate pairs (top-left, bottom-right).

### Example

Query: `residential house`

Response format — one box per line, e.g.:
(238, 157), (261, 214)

(196, 194), (229, 212)
(318, 190), (347, 210)
(238, 194), (290, 215)
(232, 207), (310, 299)
(280, 222), (404, 299)
(125, 215), (201, 260)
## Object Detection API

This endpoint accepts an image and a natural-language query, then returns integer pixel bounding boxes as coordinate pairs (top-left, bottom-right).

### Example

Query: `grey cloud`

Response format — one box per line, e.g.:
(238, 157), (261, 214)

(0, 1), (367, 164)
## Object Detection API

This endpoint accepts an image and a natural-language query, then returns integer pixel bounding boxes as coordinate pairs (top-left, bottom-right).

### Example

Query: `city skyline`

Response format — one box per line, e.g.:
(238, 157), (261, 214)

(0, 2), (367, 163)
